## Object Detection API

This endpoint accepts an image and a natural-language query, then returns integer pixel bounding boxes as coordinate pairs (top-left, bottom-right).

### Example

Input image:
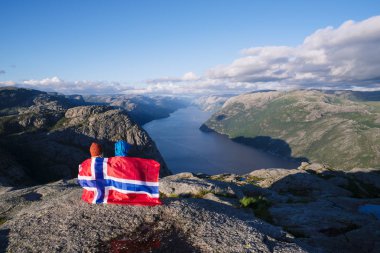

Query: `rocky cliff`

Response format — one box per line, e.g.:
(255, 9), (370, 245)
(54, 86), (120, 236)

(201, 90), (380, 169)
(0, 163), (379, 252)
(0, 87), (171, 185)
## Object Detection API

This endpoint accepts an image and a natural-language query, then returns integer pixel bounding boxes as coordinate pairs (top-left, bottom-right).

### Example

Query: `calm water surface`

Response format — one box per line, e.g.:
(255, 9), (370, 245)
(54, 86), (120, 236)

(143, 106), (299, 175)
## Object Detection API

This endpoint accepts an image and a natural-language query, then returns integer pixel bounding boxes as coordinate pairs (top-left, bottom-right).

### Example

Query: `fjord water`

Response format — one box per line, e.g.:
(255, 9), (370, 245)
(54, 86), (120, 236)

(143, 106), (299, 175)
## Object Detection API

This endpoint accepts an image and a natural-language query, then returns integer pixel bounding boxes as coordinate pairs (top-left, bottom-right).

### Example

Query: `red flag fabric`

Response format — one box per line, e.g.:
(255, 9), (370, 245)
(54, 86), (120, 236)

(78, 157), (161, 205)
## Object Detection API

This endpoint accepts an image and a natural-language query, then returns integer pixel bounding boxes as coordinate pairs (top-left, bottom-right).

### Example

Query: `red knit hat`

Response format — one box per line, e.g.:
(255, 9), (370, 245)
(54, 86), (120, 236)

(90, 142), (102, 157)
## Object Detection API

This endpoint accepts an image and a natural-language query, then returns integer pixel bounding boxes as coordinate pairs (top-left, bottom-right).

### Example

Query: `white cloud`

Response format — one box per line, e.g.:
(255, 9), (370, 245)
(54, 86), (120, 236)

(1, 76), (130, 95)
(142, 16), (380, 94)
(23, 76), (62, 86)
(182, 72), (198, 81)
(206, 16), (380, 90)
(146, 71), (199, 84)
(1, 16), (379, 95)
(0, 80), (16, 86)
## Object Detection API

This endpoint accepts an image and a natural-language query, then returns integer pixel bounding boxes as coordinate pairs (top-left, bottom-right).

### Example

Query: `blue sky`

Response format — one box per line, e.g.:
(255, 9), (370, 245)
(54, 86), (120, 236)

(1, 0), (380, 94)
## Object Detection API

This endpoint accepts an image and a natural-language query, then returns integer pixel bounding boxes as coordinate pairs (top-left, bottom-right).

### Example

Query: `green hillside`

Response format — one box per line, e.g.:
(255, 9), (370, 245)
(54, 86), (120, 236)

(202, 90), (380, 170)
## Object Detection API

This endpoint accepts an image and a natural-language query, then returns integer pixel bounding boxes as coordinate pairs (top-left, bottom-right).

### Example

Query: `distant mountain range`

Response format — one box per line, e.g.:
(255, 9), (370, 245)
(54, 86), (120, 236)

(84, 94), (189, 125)
(201, 90), (380, 170)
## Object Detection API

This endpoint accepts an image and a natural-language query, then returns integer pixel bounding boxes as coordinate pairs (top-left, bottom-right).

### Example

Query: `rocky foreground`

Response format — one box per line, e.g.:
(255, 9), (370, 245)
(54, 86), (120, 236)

(0, 163), (379, 253)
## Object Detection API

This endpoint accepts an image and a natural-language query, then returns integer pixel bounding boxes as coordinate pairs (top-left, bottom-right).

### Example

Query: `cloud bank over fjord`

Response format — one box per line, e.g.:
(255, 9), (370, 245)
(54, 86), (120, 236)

(0, 77), (130, 95)
(206, 16), (380, 90)
(1, 16), (380, 95)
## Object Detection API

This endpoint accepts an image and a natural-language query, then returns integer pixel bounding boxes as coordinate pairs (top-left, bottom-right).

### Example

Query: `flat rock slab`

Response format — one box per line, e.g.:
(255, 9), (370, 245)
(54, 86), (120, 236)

(2, 165), (379, 253)
(0, 181), (307, 253)
(160, 173), (244, 199)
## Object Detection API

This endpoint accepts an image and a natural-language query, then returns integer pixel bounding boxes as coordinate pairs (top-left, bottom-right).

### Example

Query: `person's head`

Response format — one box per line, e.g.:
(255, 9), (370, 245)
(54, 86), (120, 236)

(90, 142), (103, 157)
(115, 140), (131, 157)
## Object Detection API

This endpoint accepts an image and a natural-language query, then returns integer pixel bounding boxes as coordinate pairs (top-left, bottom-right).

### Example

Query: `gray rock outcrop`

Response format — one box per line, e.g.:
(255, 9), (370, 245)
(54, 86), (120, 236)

(0, 88), (171, 184)
(1, 163), (379, 252)
(0, 179), (308, 253)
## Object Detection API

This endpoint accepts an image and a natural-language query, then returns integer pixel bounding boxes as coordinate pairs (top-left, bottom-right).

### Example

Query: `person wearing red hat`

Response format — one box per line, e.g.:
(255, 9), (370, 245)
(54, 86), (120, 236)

(89, 142), (103, 157)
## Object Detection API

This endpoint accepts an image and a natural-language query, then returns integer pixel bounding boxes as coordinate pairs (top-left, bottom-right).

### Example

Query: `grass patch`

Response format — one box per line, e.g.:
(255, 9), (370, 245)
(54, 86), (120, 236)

(337, 112), (380, 128)
(49, 117), (69, 131)
(168, 193), (180, 198)
(191, 190), (236, 199)
(0, 217), (7, 226)
(191, 189), (212, 198)
(240, 196), (257, 208)
(363, 101), (380, 113)
(246, 175), (263, 185)
(240, 196), (273, 223)
(210, 175), (228, 182)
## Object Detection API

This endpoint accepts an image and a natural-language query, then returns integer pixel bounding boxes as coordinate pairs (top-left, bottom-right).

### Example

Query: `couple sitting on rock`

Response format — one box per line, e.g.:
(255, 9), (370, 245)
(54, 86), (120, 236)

(89, 140), (131, 158)
(77, 140), (162, 206)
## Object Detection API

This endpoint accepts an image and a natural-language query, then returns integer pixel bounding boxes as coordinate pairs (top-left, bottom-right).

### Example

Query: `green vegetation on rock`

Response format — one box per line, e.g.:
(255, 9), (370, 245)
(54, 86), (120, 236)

(0, 217), (7, 226)
(202, 90), (380, 170)
(240, 196), (273, 223)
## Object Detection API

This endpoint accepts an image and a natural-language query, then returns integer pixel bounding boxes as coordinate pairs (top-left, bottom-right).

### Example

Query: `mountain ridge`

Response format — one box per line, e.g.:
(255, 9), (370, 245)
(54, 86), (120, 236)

(0, 87), (171, 185)
(201, 89), (380, 169)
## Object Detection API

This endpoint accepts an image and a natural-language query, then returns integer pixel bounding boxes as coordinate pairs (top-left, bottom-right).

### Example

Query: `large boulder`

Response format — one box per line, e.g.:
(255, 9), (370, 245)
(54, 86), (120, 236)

(160, 173), (244, 199)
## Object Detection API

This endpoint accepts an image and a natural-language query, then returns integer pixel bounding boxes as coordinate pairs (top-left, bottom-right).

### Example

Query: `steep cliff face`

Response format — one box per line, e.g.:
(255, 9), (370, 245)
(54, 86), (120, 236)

(49, 105), (171, 177)
(202, 90), (380, 169)
(0, 88), (171, 185)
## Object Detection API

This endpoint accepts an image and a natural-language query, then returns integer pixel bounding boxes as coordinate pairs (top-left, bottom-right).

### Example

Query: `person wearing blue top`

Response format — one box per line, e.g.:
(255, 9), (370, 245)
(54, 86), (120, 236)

(115, 140), (132, 157)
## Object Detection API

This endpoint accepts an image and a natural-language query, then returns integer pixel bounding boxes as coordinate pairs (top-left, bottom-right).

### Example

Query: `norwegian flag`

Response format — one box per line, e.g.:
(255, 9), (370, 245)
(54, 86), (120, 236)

(78, 157), (161, 205)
